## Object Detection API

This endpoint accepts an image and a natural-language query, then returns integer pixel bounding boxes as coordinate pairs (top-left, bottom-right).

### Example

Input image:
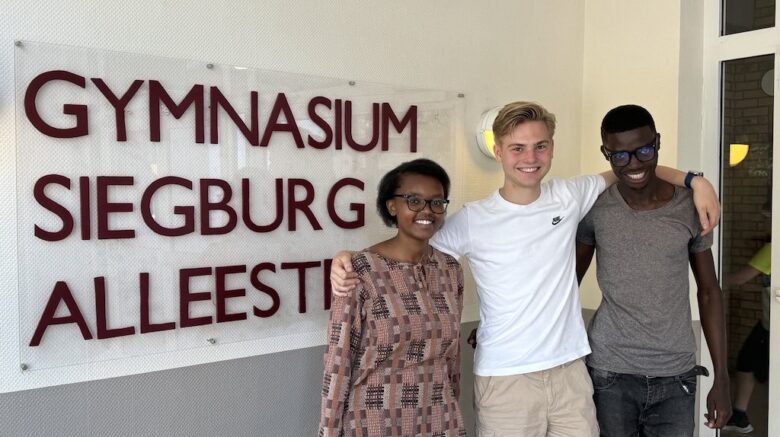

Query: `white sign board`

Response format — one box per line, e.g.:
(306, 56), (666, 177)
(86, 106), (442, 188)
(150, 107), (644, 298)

(8, 41), (460, 391)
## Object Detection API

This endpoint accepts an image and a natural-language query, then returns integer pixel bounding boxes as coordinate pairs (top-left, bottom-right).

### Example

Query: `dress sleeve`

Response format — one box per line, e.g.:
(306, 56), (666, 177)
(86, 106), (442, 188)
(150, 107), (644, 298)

(319, 280), (365, 436)
(448, 265), (464, 401)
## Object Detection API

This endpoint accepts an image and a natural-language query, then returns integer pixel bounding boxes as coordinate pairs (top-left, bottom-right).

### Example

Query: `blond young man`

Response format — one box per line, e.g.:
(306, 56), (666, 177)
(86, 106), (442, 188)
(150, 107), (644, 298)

(330, 101), (720, 436)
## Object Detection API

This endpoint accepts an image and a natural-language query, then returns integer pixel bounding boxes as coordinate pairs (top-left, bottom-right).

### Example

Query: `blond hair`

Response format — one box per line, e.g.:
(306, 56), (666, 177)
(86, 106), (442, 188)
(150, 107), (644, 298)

(492, 101), (556, 142)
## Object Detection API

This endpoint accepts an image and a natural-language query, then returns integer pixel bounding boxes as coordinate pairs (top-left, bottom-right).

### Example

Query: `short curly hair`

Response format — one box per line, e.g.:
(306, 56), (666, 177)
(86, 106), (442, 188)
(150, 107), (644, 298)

(600, 104), (656, 141)
(376, 158), (451, 227)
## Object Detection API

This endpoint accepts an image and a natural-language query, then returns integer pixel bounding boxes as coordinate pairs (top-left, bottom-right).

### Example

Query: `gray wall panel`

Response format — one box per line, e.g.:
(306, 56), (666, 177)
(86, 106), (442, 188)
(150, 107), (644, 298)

(0, 321), (479, 437)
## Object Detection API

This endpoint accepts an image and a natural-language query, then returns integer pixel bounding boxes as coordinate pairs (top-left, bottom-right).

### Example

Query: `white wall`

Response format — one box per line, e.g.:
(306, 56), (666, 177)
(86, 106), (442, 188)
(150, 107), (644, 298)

(0, 1), (587, 335)
(578, 0), (682, 309)
(0, 2), (589, 434)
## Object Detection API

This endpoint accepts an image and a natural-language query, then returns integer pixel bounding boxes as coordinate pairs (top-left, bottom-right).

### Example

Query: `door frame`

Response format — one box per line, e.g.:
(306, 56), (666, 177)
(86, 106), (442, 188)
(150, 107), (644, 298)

(685, 1), (780, 435)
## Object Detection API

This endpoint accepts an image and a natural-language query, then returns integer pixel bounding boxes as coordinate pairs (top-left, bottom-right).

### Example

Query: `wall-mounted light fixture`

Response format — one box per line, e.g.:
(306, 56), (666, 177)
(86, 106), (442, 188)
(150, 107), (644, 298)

(761, 69), (774, 96)
(476, 106), (501, 158)
(729, 143), (750, 167)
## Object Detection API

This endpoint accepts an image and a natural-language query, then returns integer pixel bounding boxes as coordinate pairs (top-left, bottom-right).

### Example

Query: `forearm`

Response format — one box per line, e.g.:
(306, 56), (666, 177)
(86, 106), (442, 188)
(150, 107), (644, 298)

(698, 286), (729, 378)
(655, 166), (688, 187)
(727, 265), (761, 286)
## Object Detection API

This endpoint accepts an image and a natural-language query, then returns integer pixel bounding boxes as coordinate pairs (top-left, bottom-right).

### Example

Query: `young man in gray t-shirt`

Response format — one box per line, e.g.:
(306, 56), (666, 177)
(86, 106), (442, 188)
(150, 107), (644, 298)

(575, 105), (731, 435)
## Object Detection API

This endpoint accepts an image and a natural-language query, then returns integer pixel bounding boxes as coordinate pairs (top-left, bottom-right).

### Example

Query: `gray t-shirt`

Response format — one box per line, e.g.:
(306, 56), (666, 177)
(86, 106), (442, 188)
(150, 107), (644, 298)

(577, 184), (712, 376)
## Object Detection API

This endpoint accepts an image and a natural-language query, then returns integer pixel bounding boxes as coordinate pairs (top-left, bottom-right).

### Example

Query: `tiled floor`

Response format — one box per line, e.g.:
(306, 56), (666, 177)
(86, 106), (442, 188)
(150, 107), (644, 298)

(722, 375), (768, 436)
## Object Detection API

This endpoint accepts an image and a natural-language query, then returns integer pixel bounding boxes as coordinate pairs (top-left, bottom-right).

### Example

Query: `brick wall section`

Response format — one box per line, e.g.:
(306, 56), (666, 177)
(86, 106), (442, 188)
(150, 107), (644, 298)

(754, 0), (776, 28)
(721, 54), (773, 370)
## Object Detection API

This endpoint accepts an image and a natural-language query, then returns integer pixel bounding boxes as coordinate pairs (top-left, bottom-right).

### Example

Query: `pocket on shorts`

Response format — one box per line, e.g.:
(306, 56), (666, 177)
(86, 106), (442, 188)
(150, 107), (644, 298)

(587, 366), (618, 391)
(474, 375), (495, 406)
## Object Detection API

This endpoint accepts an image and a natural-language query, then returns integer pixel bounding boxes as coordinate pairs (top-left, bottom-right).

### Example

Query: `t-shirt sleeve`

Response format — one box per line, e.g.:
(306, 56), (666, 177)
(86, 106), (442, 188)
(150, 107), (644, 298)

(569, 175), (607, 221)
(430, 207), (469, 259)
(684, 189), (714, 253)
(576, 210), (596, 246)
(748, 243), (772, 275)
(689, 227), (714, 253)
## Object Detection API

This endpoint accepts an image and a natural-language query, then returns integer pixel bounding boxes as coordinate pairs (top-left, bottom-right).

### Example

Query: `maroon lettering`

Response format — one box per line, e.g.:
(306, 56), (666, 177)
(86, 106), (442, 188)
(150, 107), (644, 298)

(24, 70), (88, 138)
(200, 179), (237, 235)
(29, 281), (93, 346)
(306, 96), (334, 149)
(334, 99), (343, 150)
(141, 176), (195, 236)
(382, 103), (417, 152)
(140, 272), (176, 333)
(241, 178), (284, 232)
(344, 101), (380, 151)
(79, 176), (91, 240)
(33, 174), (73, 241)
(91, 78), (144, 142)
(251, 263), (280, 318)
(94, 276), (136, 339)
(179, 267), (213, 328)
(215, 265), (248, 323)
(210, 87), (259, 146)
(149, 81), (205, 143)
(259, 93), (304, 148)
(327, 178), (365, 229)
(281, 261), (321, 313)
(287, 179), (322, 231)
(97, 176), (135, 239)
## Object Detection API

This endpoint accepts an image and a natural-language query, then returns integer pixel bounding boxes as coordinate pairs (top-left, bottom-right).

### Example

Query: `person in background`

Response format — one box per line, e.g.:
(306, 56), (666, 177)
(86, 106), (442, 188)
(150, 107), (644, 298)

(319, 158), (466, 436)
(575, 104), (731, 435)
(723, 203), (771, 434)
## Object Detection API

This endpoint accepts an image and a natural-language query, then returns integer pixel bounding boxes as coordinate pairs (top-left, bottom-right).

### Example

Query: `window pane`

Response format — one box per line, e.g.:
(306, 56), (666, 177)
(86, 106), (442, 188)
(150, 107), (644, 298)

(722, 0), (775, 35)
(721, 54), (773, 436)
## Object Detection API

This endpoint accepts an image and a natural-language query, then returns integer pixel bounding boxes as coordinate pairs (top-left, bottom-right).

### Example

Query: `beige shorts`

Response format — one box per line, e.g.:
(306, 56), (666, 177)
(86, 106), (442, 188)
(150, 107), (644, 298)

(473, 358), (598, 437)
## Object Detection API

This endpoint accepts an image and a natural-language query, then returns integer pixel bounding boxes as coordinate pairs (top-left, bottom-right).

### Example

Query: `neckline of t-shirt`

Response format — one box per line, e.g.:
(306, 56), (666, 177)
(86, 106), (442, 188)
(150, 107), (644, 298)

(610, 184), (680, 213)
(492, 184), (549, 209)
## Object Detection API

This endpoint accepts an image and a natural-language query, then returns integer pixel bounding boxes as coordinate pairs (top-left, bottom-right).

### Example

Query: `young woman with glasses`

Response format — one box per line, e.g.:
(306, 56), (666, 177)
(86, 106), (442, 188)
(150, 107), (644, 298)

(319, 158), (466, 437)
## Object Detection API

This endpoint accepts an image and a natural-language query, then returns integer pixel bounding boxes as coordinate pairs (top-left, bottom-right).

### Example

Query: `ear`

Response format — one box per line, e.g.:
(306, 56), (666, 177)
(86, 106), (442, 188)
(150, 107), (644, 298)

(549, 139), (555, 159)
(656, 132), (661, 151)
(493, 143), (502, 162)
(386, 198), (397, 217)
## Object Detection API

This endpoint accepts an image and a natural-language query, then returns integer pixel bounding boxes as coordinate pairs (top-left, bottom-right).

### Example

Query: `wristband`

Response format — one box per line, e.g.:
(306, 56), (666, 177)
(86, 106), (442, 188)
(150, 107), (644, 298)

(684, 171), (704, 189)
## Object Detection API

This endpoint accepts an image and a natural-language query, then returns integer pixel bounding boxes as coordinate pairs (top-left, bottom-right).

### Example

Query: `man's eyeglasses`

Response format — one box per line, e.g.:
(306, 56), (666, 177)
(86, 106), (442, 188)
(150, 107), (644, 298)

(392, 194), (450, 214)
(601, 134), (659, 167)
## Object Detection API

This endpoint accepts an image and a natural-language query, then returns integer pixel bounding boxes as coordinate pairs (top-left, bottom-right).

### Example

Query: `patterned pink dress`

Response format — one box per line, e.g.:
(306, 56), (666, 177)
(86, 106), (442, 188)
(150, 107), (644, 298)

(319, 249), (466, 436)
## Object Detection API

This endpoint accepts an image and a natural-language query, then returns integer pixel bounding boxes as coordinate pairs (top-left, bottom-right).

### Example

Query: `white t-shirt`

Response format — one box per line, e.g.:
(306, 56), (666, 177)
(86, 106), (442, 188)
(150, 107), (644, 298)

(431, 175), (605, 376)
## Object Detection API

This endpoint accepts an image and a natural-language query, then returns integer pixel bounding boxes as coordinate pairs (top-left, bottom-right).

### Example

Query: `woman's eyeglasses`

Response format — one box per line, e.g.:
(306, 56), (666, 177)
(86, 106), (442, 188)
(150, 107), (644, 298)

(392, 194), (449, 213)
(601, 134), (659, 167)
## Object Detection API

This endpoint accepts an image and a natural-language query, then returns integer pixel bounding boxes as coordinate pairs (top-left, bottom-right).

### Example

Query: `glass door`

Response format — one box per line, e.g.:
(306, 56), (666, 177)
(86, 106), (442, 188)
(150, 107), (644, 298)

(720, 55), (774, 437)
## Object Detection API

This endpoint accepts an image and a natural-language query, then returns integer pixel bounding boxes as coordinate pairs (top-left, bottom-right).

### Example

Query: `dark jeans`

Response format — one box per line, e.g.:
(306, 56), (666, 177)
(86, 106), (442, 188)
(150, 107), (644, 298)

(588, 366), (707, 437)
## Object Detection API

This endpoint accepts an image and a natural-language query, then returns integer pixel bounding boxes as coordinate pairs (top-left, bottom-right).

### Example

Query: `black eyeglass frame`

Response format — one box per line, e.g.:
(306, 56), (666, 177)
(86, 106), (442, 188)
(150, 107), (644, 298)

(391, 194), (450, 213)
(600, 133), (660, 167)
